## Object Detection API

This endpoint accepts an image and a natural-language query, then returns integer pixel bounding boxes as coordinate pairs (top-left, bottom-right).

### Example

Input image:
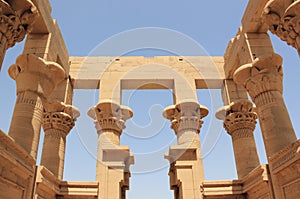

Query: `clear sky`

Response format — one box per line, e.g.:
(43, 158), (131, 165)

(0, 1), (300, 199)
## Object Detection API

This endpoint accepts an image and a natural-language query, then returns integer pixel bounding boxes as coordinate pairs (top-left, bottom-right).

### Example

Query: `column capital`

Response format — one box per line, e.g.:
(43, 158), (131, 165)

(216, 100), (257, 137)
(233, 53), (283, 105)
(88, 100), (133, 134)
(163, 100), (208, 134)
(42, 101), (80, 135)
(0, 0), (38, 48)
(263, 0), (300, 55)
(8, 54), (66, 97)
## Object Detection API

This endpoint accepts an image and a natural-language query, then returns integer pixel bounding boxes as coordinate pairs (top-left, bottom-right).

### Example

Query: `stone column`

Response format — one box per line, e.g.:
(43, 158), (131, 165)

(40, 102), (80, 180)
(216, 100), (260, 179)
(0, 0), (38, 69)
(233, 53), (297, 158)
(88, 100), (134, 199)
(8, 54), (65, 159)
(164, 100), (208, 199)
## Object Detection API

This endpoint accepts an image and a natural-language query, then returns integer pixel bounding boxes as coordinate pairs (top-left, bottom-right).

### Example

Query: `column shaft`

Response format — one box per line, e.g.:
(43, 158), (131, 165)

(216, 100), (260, 179)
(164, 100), (208, 199)
(234, 53), (297, 158)
(231, 129), (260, 178)
(88, 100), (134, 199)
(8, 54), (65, 159)
(256, 91), (296, 156)
(8, 91), (43, 158)
(41, 129), (67, 179)
(40, 102), (79, 180)
(0, 32), (8, 67)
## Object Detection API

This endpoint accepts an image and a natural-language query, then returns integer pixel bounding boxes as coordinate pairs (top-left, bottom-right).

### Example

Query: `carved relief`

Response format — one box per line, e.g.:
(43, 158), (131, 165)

(233, 53), (283, 107)
(8, 54), (66, 97)
(16, 91), (43, 109)
(0, 0), (38, 48)
(163, 101), (208, 134)
(88, 101), (133, 147)
(43, 101), (80, 135)
(163, 101), (208, 147)
(224, 110), (257, 137)
(216, 100), (257, 137)
(263, 0), (300, 55)
(216, 100), (260, 178)
(88, 101), (133, 135)
(234, 53), (297, 159)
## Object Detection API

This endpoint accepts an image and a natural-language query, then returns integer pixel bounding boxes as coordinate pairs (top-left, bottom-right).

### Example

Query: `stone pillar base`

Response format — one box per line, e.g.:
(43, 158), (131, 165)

(97, 146), (134, 199)
(165, 146), (203, 199)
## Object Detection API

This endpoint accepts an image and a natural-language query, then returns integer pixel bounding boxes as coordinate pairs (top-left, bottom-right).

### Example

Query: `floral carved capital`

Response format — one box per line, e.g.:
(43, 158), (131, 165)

(43, 101), (80, 135)
(216, 100), (257, 138)
(263, 0), (300, 55)
(0, 0), (38, 48)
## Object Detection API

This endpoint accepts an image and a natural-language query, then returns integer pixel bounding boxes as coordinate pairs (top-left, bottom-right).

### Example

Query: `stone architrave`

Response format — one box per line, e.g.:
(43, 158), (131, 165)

(88, 100), (134, 199)
(263, 0), (300, 55)
(0, 0), (38, 69)
(163, 100), (208, 199)
(216, 100), (260, 179)
(8, 54), (65, 159)
(41, 101), (80, 180)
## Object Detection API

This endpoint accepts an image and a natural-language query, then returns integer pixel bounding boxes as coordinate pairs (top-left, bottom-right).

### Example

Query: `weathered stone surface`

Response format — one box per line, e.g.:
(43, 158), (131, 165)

(201, 165), (272, 199)
(234, 53), (297, 158)
(41, 101), (80, 180)
(8, 54), (65, 159)
(163, 100), (208, 148)
(164, 100), (208, 199)
(88, 100), (134, 199)
(0, 0), (38, 69)
(88, 100), (133, 146)
(0, 129), (36, 199)
(216, 100), (260, 179)
(0, 0), (299, 198)
(263, 0), (300, 55)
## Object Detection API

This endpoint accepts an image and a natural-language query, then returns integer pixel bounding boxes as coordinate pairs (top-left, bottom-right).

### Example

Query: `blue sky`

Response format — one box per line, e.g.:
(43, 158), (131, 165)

(0, 1), (300, 199)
